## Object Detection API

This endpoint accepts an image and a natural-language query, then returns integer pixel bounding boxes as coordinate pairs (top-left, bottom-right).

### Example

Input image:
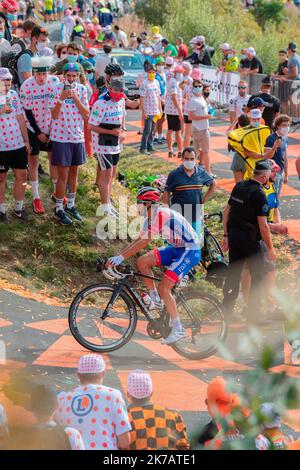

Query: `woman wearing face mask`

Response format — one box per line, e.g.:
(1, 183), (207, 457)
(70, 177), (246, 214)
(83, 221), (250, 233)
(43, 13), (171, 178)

(88, 78), (127, 217)
(0, 19), (11, 63)
(264, 114), (291, 196)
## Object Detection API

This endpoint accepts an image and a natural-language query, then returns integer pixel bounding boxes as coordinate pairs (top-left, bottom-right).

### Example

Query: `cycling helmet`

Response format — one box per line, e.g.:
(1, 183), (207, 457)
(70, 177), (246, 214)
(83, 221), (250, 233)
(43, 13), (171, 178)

(136, 186), (161, 204)
(104, 63), (125, 77)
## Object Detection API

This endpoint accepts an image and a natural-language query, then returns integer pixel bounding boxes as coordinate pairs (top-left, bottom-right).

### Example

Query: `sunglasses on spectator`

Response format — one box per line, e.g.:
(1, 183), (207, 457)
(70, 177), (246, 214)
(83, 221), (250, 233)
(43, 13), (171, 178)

(238, 86), (247, 89)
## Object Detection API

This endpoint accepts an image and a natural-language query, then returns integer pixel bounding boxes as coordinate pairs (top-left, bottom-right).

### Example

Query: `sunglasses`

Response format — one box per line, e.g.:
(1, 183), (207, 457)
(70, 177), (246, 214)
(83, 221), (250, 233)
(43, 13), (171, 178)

(238, 86), (247, 89)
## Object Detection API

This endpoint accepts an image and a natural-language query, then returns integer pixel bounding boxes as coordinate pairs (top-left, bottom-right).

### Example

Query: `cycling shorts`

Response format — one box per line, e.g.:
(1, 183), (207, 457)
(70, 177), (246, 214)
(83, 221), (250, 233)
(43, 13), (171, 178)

(153, 246), (201, 283)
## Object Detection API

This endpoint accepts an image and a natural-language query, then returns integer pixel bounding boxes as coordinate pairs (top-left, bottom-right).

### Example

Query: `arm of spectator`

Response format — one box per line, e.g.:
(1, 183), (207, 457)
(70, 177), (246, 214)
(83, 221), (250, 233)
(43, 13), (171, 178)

(284, 150), (288, 183)
(258, 216), (276, 261)
(188, 110), (211, 121)
(117, 431), (131, 450)
(229, 111), (236, 124)
(203, 179), (217, 204)
(16, 114), (30, 155)
(286, 65), (298, 80)
(171, 94), (183, 120)
(162, 190), (170, 206)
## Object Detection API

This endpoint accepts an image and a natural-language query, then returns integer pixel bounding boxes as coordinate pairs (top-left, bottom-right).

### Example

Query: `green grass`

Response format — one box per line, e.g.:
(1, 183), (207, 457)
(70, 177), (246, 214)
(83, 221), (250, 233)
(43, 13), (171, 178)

(0, 146), (297, 302)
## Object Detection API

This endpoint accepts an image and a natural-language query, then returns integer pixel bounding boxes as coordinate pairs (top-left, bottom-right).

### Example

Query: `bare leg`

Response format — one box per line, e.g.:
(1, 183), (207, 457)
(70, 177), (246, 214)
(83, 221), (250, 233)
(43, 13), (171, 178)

(175, 130), (183, 153)
(136, 252), (157, 291)
(157, 277), (177, 320)
(97, 166), (113, 204)
(202, 151), (211, 173)
(167, 130), (173, 153)
(0, 172), (7, 204)
(183, 123), (192, 148)
(12, 169), (27, 200)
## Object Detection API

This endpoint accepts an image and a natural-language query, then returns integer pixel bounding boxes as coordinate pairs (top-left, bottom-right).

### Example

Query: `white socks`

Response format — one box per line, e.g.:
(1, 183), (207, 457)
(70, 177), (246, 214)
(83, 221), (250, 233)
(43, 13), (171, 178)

(67, 192), (76, 209)
(55, 197), (64, 213)
(171, 317), (183, 331)
(30, 181), (40, 200)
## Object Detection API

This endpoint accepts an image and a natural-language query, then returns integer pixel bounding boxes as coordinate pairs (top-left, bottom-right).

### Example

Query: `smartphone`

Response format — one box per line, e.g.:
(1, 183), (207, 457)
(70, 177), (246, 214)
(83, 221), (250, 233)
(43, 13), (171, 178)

(64, 84), (72, 91)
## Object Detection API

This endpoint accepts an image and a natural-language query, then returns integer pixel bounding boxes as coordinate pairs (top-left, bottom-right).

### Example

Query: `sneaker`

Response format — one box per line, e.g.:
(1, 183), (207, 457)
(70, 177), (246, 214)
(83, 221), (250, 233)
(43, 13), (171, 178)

(140, 148), (150, 155)
(65, 206), (83, 222)
(12, 208), (28, 221)
(0, 212), (8, 224)
(32, 198), (45, 215)
(54, 209), (73, 226)
(168, 151), (174, 159)
(177, 152), (182, 159)
(147, 147), (157, 153)
(156, 138), (164, 145)
(147, 300), (164, 311)
(161, 329), (187, 345)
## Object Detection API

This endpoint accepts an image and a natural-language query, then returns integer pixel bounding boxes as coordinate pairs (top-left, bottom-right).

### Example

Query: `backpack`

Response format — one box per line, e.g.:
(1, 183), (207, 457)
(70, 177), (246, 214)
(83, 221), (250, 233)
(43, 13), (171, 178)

(0, 38), (25, 67)
(7, 49), (34, 91)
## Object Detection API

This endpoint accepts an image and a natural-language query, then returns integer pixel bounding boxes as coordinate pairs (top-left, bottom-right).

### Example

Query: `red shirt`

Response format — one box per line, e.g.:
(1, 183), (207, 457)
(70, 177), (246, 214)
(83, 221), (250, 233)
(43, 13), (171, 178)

(177, 44), (189, 60)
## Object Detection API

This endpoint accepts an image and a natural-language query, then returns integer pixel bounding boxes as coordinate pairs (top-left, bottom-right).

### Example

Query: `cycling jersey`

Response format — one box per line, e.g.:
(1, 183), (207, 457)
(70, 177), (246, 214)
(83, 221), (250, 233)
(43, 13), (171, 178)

(263, 183), (279, 223)
(229, 94), (250, 118)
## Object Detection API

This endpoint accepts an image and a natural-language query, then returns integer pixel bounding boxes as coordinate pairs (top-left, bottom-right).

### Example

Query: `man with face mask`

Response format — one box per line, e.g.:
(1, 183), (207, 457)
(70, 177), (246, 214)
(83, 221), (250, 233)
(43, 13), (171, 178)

(265, 114), (291, 196)
(20, 56), (59, 215)
(139, 64), (162, 154)
(246, 76), (280, 128)
(10, 19), (37, 55)
(165, 64), (184, 159)
(229, 80), (250, 124)
(16, 26), (49, 88)
(89, 78), (126, 217)
(222, 159), (276, 324)
(50, 42), (86, 85)
(49, 62), (89, 226)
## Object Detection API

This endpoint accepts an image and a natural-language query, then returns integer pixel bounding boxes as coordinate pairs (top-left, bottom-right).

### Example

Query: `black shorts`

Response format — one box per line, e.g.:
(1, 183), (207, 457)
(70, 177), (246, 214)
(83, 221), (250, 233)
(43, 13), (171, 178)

(96, 153), (120, 170)
(0, 147), (28, 173)
(184, 115), (192, 124)
(28, 129), (52, 155)
(167, 114), (181, 132)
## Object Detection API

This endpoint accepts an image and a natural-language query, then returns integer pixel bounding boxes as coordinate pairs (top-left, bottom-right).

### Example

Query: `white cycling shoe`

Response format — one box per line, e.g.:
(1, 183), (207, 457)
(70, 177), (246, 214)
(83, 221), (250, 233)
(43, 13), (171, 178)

(161, 329), (187, 345)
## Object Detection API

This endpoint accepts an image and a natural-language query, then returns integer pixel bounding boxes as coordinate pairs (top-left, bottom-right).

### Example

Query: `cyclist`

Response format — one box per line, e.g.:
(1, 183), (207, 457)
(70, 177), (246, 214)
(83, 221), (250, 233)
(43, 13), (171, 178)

(107, 187), (201, 345)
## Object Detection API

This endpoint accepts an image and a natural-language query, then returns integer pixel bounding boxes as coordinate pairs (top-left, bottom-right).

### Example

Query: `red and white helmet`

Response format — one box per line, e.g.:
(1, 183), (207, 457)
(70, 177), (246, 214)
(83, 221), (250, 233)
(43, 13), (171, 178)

(136, 186), (161, 204)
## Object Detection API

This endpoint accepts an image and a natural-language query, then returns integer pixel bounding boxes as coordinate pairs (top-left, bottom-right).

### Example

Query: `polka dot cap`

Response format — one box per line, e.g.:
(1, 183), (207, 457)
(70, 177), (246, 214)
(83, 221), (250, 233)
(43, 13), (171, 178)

(78, 354), (106, 374)
(127, 369), (153, 399)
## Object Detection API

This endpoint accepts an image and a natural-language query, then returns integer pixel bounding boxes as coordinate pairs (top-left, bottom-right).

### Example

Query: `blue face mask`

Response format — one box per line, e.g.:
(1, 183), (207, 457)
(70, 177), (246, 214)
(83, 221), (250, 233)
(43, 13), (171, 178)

(0, 32), (4, 40)
(193, 87), (202, 95)
(227, 53), (233, 59)
(6, 13), (17, 22)
(251, 121), (260, 128)
(87, 73), (94, 81)
(67, 55), (78, 63)
(241, 54), (247, 60)
(176, 73), (183, 82)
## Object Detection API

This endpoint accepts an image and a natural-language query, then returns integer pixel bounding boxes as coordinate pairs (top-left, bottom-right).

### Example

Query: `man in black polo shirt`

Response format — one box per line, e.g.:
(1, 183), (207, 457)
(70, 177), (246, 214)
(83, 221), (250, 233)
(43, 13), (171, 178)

(247, 76), (280, 128)
(162, 147), (217, 243)
(222, 160), (276, 324)
(239, 47), (263, 75)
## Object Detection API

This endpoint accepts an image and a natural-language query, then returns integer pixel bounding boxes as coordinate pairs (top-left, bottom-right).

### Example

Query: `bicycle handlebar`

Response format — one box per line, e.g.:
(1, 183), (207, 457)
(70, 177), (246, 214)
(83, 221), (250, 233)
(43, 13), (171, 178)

(204, 211), (223, 223)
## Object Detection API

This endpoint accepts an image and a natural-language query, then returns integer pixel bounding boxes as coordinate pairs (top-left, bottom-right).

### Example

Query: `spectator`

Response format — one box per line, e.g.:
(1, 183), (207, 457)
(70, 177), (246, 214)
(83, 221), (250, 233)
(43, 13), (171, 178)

(0, 67), (30, 223)
(63, 9), (75, 43)
(229, 80), (250, 125)
(247, 76), (280, 128)
(239, 47), (263, 75)
(114, 25), (128, 48)
(188, 78), (213, 173)
(165, 64), (184, 159)
(153, 57), (166, 144)
(49, 62), (89, 226)
(10, 19), (36, 55)
(98, 2), (113, 27)
(261, 403), (289, 449)
(89, 78), (126, 217)
(0, 404), (9, 445)
(20, 56), (59, 215)
(17, 25), (49, 88)
(162, 38), (178, 58)
(1, 384), (82, 450)
(129, 31), (137, 50)
(271, 49), (289, 79)
(0, 17), (11, 63)
(126, 370), (189, 450)
(54, 354), (131, 450)
(50, 42), (86, 85)
(162, 146), (216, 241)
(103, 24), (117, 47)
(265, 114), (291, 195)
(222, 159), (276, 323)
(228, 114), (249, 183)
(164, 56), (175, 82)
(218, 42), (231, 71)
(181, 61), (195, 148)
(139, 64), (162, 154)
(186, 36), (214, 66)
(82, 60), (95, 100)
(151, 33), (164, 59)
(54, 42), (68, 64)
(248, 97), (266, 125)
(224, 48), (239, 72)
(176, 37), (188, 61)
(282, 42), (300, 80)
(95, 44), (117, 80)
(71, 18), (85, 43)
(0, 0), (18, 41)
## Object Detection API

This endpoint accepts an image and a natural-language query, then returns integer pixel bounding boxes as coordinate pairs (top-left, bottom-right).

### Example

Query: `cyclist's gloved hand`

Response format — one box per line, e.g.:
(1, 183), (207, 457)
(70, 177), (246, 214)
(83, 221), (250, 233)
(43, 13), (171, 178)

(108, 255), (124, 267)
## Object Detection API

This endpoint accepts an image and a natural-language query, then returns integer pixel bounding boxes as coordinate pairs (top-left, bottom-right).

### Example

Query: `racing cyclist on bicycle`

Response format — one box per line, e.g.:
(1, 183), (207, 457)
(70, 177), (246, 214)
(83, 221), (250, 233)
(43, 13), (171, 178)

(107, 187), (201, 345)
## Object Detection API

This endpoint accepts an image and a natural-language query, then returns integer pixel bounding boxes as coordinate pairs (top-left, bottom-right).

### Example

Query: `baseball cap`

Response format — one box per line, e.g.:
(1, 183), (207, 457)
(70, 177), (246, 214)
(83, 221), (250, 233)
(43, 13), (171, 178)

(63, 62), (80, 73)
(206, 377), (240, 417)
(196, 35), (205, 44)
(127, 370), (153, 399)
(250, 108), (262, 119)
(288, 42), (297, 52)
(189, 37), (198, 44)
(1, 0), (17, 11)
(255, 160), (272, 172)
(0, 67), (12, 80)
(78, 354), (106, 374)
(82, 60), (95, 72)
(191, 68), (202, 80)
(246, 47), (256, 56)
(88, 48), (97, 56)
(251, 97), (267, 108)
(220, 42), (231, 50)
(109, 78), (125, 90)
(155, 56), (165, 65)
(165, 56), (174, 66)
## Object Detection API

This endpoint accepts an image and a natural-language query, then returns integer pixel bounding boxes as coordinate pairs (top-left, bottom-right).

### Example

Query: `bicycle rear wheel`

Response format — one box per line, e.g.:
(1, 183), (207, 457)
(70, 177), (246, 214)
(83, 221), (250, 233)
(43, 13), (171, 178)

(171, 290), (227, 360)
(69, 284), (137, 353)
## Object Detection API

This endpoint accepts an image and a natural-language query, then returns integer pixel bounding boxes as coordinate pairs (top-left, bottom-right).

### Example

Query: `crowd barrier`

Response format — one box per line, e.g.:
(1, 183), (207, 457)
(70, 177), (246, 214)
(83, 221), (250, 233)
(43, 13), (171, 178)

(197, 65), (300, 120)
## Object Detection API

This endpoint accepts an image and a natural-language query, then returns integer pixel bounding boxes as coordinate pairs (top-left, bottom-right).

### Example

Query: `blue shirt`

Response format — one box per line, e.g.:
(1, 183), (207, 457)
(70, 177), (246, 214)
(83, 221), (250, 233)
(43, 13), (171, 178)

(165, 165), (213, 222)
(265, 132), (288, 172)
(288, 54), (300, 79)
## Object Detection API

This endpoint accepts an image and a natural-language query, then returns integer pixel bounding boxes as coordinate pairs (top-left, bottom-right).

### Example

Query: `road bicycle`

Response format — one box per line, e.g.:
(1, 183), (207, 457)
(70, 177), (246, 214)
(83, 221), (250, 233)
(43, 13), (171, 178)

(69, 256), (228, 360)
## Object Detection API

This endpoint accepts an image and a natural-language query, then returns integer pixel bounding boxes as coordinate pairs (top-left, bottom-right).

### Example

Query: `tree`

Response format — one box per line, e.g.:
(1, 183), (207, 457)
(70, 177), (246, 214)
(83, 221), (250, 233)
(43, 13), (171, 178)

(251, 0), (285, 30)
(134, 0), (171, 27)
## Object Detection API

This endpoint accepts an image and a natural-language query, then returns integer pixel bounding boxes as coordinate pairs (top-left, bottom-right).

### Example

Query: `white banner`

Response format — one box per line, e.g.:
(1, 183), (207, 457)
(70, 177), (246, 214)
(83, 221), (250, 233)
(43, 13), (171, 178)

(198, 66), (241, 106)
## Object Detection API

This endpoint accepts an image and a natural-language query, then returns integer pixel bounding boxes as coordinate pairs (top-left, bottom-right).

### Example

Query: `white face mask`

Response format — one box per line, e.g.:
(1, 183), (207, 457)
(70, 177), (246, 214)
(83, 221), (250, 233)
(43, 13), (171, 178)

(183, 160), (196, 170)
(36, 42), (47, 52)
(279, 126), (289, 136)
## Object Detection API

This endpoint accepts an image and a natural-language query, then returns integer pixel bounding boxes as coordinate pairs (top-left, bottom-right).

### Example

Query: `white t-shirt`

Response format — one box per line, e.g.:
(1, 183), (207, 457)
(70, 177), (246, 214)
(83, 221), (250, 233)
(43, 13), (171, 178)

(95, 54), (116, 78)
(64, 16), (75, 36)
(229, 94), (250, 118)
(140, 79), (160, 116)
(89, 95), (126, 154)
(117, 30), (128, 48)
(54, 384), (131, 451)
(165, 77), (182, 116)
(20, 75), (59, 135)
(189, 95), (209, 131)
(48, 82), (88, 143)
(0, 90), (24, 151)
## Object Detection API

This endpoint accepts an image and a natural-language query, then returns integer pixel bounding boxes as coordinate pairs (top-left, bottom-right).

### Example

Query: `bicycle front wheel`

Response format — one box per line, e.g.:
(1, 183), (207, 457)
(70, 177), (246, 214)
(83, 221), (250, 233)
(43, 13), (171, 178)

(172, 290), (227, 360)
(69, 284), (137, 353)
